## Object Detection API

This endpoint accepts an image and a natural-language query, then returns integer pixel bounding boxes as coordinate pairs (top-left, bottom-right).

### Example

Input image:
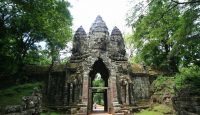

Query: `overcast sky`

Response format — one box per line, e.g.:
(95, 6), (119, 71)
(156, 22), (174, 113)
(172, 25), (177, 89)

(68, 0), (132, 34)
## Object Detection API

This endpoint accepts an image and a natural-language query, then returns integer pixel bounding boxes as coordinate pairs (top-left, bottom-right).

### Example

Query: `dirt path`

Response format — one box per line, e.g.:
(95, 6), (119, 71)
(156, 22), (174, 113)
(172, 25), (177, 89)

(91, 104), (112, 115)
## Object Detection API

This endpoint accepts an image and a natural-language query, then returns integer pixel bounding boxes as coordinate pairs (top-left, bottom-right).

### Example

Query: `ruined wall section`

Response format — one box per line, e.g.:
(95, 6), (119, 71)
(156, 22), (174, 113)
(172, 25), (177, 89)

(130, 73), (151, 102)
(43, 64), (66, 107)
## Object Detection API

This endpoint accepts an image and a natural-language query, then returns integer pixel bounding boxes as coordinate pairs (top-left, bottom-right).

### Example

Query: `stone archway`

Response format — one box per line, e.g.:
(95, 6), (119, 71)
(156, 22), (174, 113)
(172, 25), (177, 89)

(88, 58), (110, 113)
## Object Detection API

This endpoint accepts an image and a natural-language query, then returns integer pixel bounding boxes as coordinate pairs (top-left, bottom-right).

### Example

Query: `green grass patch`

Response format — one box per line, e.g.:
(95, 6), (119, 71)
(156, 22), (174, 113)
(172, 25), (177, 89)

(135, 109), (164, 115)
(135, 104), (174, 115)
(0, 82), (42, 107)
(152, 104), (172, 114)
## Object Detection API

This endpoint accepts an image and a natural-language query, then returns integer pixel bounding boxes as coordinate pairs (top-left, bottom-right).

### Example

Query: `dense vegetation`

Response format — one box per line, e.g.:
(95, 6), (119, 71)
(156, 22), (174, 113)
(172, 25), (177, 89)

(0, 0), (72, 80)
(175, 66), (200, 95)
(127, 0), (200, 114)
(126, 0), (200, 72)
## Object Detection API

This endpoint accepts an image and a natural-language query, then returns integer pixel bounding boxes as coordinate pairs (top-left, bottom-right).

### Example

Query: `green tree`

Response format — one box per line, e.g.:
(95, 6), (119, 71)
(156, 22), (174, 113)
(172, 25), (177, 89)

(126, 0), (200, 72)
(172, 1), (200, 67)
(0, 0), (72, 78)
(92, 74), (105, 105)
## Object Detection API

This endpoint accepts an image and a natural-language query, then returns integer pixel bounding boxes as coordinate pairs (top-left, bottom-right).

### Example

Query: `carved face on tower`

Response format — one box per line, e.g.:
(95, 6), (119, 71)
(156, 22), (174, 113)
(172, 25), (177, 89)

(88, 16), (109, 51)
(110, 26), (126, 59)
(72, 26), (87, 56)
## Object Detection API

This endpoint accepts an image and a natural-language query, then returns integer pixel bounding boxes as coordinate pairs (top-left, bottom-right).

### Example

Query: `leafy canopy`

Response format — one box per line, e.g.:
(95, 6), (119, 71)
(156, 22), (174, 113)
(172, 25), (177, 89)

(126, 0), (200, 72)
(0, 0), (72, 77)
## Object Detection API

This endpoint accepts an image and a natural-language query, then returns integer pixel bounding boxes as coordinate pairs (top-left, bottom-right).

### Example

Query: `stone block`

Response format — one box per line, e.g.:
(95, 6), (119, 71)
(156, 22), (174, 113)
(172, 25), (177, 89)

(5, 105), (22, 113)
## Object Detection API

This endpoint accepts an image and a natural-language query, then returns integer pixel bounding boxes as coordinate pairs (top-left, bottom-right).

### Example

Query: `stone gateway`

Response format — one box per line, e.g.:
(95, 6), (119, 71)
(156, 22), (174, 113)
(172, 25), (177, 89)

(44, 16), (151, 115)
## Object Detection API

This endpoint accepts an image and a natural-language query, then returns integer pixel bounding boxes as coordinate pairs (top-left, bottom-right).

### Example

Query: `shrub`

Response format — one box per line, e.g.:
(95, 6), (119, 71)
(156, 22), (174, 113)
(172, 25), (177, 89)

(175, 66), (200, 95)
(151, 75), (174, 93)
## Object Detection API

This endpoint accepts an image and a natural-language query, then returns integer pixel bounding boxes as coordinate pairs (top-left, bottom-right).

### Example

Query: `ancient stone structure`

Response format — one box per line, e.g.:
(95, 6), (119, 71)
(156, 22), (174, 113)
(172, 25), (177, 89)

(44, 16), (152, 114)
(172, 88), (200, 115)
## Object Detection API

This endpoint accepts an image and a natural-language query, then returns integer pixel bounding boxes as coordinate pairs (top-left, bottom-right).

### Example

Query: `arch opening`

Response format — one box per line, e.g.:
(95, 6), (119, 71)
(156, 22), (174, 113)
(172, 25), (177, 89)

(89, 58), (109, 113)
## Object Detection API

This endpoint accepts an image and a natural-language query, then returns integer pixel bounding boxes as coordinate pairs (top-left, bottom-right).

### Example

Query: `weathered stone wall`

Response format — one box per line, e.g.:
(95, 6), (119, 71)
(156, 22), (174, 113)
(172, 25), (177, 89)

(42, 64), (67, 108)
(130, 73), (151, 103)
(0, 65), (49, 89)
(173, 96), (200, 115)
(44, 72), (66, 107)
(172, 88), (200, 115)
(133, 76), (150, 100)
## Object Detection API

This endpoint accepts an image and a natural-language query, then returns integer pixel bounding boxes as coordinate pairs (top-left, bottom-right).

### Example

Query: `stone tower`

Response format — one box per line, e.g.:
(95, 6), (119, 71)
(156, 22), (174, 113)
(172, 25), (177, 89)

(44, 16), (151, 114)
(69, 15), (132, 114)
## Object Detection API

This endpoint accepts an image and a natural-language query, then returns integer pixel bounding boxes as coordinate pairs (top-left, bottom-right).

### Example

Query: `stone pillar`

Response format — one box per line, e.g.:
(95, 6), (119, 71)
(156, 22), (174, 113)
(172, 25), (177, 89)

(111, 77), (118, 102)
(82, 71), (89, 104)
(77, 70), (89, 114)
(110, 69), (121, 114)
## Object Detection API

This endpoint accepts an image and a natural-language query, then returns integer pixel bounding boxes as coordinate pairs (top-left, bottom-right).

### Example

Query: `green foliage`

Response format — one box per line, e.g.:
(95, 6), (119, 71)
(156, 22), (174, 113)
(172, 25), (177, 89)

(127, 0), (200, 71)
(151, 75), (175, 94)
(152, 104), (172, 114)
(92, 74), (105, 105)
(92, 79), (104, 87)
(0, 0), (72, 77)
(175, 66), (200, 95)
(0, 82), (42, 107)
(135, 104), (174, 115)
(24, 49), (52, 65)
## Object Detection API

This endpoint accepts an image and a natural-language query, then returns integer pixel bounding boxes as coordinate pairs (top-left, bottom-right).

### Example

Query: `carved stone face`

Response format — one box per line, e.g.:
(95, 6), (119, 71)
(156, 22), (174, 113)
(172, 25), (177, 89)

(72, 26), (87, 55)
(89, 32), (107, 51)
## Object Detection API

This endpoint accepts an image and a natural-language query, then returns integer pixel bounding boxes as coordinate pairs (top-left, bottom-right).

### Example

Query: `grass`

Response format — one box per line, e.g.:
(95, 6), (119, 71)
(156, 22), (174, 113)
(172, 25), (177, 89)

(135, 104), (174, 115)
(0, 82), (42, 107)
(135, 110), (164, 115)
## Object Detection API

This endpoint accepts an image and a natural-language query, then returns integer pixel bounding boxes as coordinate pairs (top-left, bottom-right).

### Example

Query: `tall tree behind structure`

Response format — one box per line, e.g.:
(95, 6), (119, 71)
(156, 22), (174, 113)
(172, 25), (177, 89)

(126, 0), (200, 72)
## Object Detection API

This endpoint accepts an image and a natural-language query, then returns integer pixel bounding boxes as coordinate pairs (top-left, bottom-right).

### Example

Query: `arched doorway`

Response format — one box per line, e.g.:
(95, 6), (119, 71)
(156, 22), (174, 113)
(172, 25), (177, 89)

(89, 58), (109, 113)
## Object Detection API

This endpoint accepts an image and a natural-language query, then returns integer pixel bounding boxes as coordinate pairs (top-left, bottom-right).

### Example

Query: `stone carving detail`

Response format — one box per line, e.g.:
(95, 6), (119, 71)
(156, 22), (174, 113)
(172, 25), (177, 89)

(110, 26), (126, 60)
(89, 15), (109, 51)
(89, 15), (109, 34)
(71, 26), (87, 59)
(119, 76), (130, 105)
